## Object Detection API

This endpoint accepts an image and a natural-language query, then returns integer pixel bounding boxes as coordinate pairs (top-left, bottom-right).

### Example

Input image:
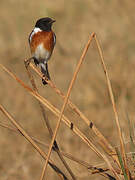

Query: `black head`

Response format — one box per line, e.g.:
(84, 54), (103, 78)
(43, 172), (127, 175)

(35, 17), (55, 31)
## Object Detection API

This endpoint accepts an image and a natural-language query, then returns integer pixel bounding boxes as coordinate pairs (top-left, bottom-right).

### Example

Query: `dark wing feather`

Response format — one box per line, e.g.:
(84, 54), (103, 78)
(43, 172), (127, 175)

(28, 30), (34, 44)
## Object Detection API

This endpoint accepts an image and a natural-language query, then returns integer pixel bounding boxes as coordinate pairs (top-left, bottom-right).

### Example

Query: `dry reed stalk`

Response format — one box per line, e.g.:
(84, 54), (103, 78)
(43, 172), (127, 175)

(0, 104), (68, 180)
(0, 123), (113, 180)
(94, 34), (130, 179)
(40, 32), (95, 180)
(0, 122), (110, 175)
(29, 51), (119, 167)
(0, 63), (118, 177)
(0, 63), (103, 157)
(0, 121), (122, 178)
(24, 59), (76, 180)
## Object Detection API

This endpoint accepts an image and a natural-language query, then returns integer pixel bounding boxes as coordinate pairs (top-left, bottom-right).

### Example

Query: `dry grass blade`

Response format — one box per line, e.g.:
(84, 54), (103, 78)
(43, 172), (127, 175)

(24, 60), (76, 180)
(101, 154), (121, 180)
(116, 148), (129, 180)
(25, 58), (53, 136)
(0, 122), (50, 149)
(0, 104), (68, 180)
(29, 51), (119, 166)
(0, 122), (109, 175)
(0, 63), (103, 156)
(94, 34), (130, 179)
(0, 63), (119, 178)
(40, 32), (95, 180)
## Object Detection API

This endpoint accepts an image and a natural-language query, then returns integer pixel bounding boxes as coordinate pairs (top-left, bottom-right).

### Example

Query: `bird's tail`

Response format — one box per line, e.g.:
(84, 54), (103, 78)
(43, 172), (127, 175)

(40, 63), (50, 85)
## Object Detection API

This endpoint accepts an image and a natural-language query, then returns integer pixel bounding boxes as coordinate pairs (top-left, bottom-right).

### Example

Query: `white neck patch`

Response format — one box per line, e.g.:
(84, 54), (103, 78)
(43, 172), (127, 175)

(33, 27), (42, 33)
(29, 27), (42, 43)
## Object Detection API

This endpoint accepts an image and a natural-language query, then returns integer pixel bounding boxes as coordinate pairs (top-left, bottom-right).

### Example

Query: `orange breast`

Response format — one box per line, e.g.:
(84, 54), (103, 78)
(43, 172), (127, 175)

(30, 31), (54, 54)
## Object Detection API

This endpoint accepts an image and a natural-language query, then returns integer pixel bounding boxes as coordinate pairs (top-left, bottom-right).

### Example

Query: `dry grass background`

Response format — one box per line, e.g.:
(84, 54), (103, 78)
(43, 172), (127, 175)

(0, 0), (135, 179)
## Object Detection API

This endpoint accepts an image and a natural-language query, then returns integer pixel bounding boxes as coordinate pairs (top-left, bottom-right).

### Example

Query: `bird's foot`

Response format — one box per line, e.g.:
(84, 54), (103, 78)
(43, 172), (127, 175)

(24, 57), (33, 68)
(42, 75), (48, 85)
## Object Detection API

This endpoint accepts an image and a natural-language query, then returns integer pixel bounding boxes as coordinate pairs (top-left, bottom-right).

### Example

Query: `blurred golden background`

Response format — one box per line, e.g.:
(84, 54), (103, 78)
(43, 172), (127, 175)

(0, 0), (135, 179)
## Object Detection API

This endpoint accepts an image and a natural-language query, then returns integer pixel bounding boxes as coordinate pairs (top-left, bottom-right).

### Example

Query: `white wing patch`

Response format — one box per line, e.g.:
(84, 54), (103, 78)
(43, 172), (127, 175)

(53, 33), (56, 45)
(29, 27), (42, 43)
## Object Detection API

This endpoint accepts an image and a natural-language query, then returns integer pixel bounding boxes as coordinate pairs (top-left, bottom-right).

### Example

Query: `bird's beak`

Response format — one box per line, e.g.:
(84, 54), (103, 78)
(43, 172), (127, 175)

(50, 19), (56, 24)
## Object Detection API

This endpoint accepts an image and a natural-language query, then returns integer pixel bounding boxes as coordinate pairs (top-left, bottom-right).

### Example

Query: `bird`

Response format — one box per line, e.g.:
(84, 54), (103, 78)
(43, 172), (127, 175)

(28, 17), (56, 85)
